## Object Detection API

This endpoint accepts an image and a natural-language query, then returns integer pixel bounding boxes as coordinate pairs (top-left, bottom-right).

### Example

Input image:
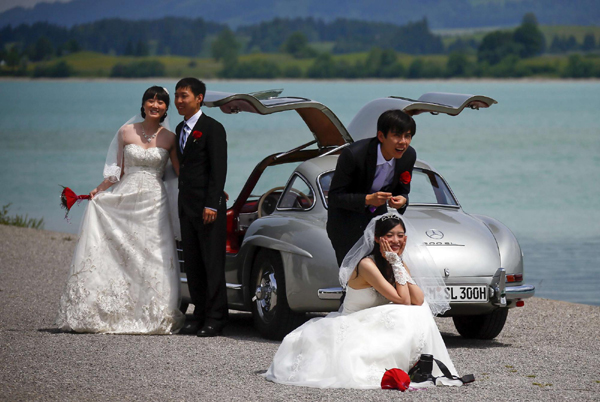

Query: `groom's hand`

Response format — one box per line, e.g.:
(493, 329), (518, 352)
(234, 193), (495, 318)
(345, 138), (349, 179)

(366, 192), (392, 207)
(203, 208), (217, 224)
(388, 195), (407, 209)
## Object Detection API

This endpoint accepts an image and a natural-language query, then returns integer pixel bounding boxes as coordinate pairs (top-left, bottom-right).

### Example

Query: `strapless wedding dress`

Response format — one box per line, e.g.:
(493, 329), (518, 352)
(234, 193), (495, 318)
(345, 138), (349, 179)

(56, 144), (184, 334)
(265, 286), (461, 388)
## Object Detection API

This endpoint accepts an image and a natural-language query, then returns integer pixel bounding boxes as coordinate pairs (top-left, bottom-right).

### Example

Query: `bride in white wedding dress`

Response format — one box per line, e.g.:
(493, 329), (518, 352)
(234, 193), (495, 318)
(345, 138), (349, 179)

(265, 213), (463, 388)
(56, 86), (185, 334)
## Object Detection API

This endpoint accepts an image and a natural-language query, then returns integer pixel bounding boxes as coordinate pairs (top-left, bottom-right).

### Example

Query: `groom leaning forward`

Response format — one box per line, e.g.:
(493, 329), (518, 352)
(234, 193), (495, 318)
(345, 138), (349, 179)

(175, 78), (228, 337)
(327, 109), (417, 265)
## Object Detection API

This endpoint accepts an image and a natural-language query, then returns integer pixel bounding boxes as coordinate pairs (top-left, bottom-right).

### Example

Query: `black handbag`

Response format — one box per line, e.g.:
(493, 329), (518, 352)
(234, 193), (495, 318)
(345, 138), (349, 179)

(408, 354), (475, 385)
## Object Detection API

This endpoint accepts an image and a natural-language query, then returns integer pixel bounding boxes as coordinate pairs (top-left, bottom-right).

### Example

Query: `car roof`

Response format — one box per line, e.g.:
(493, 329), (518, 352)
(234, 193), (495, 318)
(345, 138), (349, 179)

(203, 90), (351, 150)
(295, 155), (438, 180)
(347, 92), (497, 142)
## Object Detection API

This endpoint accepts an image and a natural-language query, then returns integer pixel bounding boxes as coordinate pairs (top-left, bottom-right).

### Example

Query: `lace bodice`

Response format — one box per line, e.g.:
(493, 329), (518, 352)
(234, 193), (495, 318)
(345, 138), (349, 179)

(123, 144), (169, 177)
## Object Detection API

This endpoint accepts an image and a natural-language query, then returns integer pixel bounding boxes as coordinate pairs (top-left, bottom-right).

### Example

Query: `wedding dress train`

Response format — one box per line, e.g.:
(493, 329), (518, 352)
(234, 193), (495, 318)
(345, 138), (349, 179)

(265, 286), (461, 389)
(56, 144), (184, 334)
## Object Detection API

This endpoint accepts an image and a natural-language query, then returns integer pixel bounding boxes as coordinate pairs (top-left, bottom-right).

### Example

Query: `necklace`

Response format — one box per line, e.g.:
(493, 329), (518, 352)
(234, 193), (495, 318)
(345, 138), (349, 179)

(141, 124), (159, 143)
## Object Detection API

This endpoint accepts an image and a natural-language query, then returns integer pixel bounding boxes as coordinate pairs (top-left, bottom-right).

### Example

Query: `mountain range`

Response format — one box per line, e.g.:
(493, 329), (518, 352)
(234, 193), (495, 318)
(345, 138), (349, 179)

(1, 0), (598, 29)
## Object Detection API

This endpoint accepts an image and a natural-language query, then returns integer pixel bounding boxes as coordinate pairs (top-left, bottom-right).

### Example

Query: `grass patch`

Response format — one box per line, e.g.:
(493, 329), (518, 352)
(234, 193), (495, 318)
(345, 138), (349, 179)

(46, 52), (222, 78)
(0, 204), (44, 230)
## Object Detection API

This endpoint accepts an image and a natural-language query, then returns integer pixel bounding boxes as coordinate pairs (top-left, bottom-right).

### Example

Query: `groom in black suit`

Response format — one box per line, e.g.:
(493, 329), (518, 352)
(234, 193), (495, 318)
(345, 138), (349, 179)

(327, 110), (417, 265)
(175, 78), (228, 337)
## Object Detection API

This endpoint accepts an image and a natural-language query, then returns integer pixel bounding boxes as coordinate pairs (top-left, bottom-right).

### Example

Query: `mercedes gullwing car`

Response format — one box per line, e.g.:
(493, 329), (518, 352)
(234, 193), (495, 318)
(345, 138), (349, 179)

(178, 90), (535, 340)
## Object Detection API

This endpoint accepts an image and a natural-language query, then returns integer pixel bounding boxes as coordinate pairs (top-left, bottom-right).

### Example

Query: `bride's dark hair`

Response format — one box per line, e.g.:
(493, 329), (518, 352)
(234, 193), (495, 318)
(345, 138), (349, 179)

(140, 86), (170, 122)
(354, 216), (406, 284)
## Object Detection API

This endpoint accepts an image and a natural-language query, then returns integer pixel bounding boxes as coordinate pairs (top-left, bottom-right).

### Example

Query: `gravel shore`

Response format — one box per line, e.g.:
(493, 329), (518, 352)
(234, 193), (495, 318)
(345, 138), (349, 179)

(1, 225), (599, 401)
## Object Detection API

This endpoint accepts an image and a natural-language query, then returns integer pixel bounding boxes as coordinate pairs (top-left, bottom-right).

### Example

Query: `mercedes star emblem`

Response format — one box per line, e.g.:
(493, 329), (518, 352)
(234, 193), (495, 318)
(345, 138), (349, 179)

(426, 229), (444, 239)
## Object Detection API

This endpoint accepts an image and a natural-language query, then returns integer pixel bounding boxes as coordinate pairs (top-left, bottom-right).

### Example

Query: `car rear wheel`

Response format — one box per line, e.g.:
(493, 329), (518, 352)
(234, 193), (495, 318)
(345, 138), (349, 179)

(251, 249), (304, 340)
(452, 308), (508, 339)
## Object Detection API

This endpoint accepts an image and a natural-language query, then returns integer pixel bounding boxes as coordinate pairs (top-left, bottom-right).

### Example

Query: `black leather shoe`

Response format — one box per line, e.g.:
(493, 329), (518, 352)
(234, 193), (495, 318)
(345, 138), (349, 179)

(179, 321), (201, 335)
(197, 325), (222, 337)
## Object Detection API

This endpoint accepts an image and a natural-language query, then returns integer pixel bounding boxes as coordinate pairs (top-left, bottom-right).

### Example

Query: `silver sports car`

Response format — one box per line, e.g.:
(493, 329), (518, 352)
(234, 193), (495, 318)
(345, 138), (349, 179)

(178, 89), (535, 340)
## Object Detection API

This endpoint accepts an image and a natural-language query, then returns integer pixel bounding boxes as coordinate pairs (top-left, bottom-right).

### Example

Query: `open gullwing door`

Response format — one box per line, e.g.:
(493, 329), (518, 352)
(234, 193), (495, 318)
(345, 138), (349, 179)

(204, 90), (351, 149)
(347, 92), (497, 142)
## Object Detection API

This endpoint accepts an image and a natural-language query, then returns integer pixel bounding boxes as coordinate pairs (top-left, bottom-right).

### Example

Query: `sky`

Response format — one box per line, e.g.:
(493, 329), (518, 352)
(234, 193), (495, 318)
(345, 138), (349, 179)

(0, 0), (70, 13)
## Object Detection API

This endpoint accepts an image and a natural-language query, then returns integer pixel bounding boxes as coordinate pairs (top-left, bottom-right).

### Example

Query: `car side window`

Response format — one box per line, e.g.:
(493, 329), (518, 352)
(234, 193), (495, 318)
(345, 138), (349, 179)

(318, 171), (334, 208)
(410, 169), (458, 206)
(279, 174), (315, 210)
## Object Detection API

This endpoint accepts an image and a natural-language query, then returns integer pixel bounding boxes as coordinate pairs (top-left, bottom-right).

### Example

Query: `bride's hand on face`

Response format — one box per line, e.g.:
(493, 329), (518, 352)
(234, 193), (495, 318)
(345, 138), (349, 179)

(379, 237), (394, 257)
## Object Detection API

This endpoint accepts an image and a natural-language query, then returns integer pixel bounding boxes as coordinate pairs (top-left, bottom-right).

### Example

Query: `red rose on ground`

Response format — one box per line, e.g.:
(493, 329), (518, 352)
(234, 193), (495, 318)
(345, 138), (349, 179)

(192, 130), (203, 139)
(400, 171), (411, 184)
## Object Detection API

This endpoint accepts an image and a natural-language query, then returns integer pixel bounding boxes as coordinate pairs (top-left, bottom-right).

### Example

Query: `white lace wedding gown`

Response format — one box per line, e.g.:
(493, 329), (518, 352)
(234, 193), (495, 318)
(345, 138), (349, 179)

(56, 144), (185, 334)
(265, 286), (461, 388)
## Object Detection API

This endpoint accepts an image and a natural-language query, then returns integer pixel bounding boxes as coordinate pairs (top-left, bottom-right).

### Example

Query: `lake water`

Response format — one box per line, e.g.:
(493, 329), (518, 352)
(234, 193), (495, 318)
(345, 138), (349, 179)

(0, 79), (599, 306)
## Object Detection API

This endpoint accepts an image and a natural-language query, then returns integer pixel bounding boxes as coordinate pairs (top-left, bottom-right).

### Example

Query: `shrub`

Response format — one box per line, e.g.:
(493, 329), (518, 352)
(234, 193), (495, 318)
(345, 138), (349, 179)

(283, 65), (303, 78)
(32, 61), (73, 77)
(0, 204), (44, 230)
(562, 54), (594, 78)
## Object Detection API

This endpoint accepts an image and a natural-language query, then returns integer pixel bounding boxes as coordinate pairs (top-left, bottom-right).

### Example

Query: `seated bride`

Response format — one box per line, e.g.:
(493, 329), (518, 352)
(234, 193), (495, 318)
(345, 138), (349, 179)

(265, 212), (464, 389)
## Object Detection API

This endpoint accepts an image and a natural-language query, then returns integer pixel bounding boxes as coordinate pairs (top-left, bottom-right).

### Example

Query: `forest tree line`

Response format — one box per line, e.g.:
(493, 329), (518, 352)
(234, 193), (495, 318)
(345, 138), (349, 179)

(1, 13), (599, 78)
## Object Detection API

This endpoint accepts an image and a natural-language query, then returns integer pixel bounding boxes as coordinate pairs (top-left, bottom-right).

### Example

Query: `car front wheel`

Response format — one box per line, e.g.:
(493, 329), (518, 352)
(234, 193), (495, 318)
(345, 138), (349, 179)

(251, 249), (304, 340)
(452, 308), (509, 339)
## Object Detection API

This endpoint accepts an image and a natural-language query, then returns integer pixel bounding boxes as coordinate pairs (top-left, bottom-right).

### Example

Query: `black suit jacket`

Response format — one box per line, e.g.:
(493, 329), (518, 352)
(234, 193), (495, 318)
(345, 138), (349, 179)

(176, 112), (227, 219)
(326, 137), (416, 262)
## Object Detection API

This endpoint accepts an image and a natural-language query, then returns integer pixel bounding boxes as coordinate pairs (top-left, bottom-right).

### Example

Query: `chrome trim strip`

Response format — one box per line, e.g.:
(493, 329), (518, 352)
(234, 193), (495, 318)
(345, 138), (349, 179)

(226, 283), (243, 290)
(317, 284), (535, 302)
(275, 140), (317, 160)
(409, 204), (461, 209)
(318, 287), (344, 300)
(505, 284), (535, 300)
(180, 277), (187, 284)
(318, 143), (350, 157)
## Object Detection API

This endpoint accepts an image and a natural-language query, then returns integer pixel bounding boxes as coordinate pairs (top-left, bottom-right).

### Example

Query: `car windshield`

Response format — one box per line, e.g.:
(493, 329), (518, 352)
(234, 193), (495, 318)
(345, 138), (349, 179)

(318, 168), (458, 208)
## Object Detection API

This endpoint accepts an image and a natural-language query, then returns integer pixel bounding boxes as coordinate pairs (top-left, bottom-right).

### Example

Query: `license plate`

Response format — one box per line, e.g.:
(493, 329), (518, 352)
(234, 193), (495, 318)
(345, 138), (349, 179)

(447, 285), (488, 302)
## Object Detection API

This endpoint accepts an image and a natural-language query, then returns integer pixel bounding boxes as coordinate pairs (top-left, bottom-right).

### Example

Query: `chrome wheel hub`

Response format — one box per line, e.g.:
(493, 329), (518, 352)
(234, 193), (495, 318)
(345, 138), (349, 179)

(254, 270), (278, 322)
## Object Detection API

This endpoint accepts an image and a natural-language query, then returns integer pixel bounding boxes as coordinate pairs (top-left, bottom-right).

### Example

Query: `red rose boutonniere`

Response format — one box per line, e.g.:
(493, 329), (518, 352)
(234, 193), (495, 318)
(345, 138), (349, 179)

(192, 130), (203, 142)
(399, 171), (411, 185)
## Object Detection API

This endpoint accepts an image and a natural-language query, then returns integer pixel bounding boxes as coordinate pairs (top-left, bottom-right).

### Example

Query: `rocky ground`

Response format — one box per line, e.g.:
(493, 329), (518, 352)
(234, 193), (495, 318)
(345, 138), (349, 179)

(1, 225), (599, 401)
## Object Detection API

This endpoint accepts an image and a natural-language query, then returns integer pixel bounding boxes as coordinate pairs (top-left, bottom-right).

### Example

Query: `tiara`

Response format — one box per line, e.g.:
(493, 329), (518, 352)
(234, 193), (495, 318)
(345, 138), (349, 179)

(380, 214), (399, 222)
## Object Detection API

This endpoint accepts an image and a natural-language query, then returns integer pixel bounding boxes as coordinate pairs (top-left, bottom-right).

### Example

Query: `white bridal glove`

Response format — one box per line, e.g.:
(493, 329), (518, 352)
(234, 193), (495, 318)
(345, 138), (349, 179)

(384, 252), (416, 286)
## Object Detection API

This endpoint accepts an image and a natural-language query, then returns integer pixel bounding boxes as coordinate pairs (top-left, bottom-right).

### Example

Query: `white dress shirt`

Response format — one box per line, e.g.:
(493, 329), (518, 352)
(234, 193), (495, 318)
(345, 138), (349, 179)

(370, 144), (396, 193)
(179, 109), (203, 151)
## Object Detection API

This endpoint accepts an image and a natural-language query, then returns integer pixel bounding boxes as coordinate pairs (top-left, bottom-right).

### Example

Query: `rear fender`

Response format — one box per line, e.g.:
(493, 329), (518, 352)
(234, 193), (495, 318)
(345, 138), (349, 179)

(472, 214), (523, 275)
(239, 236), (313, 309)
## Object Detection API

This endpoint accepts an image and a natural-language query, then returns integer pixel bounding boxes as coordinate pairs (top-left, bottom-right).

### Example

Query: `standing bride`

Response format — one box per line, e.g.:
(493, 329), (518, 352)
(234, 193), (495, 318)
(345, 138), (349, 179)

(265, 212), (463, 388)
(56, 86), (185, 334)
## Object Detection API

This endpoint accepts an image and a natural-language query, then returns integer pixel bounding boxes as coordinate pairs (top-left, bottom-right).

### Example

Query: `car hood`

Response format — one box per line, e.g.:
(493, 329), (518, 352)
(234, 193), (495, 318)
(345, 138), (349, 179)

(204, 90), (351, 149)
(404, 207), (500, 278)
